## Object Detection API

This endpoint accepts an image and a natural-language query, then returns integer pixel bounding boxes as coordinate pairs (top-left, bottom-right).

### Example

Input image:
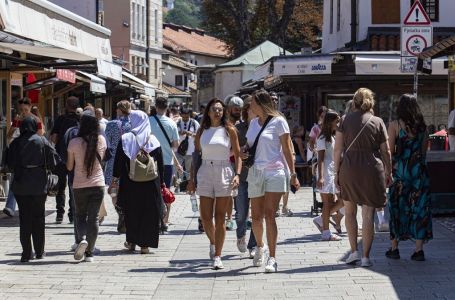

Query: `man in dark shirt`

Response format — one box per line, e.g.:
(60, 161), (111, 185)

(50, 96), (80, 224)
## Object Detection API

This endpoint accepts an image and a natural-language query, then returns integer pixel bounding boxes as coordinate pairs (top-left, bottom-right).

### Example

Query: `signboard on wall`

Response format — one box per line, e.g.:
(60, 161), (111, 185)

(274, 56), (333, 76)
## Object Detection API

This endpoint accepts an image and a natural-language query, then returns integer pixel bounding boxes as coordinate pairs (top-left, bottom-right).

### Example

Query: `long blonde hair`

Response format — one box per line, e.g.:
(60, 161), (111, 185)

(252, 89), (282, 118)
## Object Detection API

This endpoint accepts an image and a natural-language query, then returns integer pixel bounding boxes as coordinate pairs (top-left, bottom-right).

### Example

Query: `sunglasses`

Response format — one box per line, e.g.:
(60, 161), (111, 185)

(18, 100), (31, 105)
(210, 107), (223, 113)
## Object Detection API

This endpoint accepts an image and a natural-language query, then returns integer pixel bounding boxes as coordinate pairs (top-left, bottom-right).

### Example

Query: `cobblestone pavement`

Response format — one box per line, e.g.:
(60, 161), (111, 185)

(1, 188), (455, 300)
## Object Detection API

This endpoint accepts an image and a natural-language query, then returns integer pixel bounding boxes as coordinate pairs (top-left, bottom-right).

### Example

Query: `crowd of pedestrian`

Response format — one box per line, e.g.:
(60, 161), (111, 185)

(0, 87), (435, 272)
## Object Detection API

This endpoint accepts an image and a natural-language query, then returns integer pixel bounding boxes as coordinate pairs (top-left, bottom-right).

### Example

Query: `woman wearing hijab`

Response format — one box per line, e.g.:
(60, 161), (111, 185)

(7, 116), (59, 262)
(109, 110), (164, 254)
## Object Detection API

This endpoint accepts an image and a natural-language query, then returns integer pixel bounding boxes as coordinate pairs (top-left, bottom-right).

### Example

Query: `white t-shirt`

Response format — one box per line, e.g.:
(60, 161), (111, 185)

(177, 118), (200, 155)
(448, 109), (455, 130)
(316, 135), (335, 175)
(246, 116), (290, 170)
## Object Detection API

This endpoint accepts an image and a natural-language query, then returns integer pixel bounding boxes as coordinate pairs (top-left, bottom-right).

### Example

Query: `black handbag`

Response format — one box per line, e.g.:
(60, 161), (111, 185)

(243, 116), (272, 168)
(177, 136), (189, 156)
(42, 138), (59, 197)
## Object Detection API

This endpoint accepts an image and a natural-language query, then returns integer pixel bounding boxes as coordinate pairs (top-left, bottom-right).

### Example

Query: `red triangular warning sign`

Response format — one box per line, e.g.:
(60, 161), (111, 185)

(403, 1), (431, 25)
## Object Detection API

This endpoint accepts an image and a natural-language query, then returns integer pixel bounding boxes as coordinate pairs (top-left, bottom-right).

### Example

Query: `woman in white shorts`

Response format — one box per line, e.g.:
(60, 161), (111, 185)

(246, 90), (300, 273)
(187, 98), (242, 270)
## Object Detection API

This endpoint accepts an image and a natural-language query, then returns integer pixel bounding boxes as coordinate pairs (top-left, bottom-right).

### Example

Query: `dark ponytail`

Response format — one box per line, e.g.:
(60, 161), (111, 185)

(77, 115), (100, 178)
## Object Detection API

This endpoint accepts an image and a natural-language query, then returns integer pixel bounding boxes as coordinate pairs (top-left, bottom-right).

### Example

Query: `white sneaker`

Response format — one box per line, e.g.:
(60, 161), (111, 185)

(361, 257), (372, 267)
(248, 248), (256, 259)
(213, 256), (224, 270)
(84, 255), (94, 263)
(209, 244), (215, 261)
(346, 251), (360, 265)
(237, 237), (247, 253)
(140, 247), (150, 254)
(253, 245), (267, 267)
(74, 240), (88, 261)
(265, 257), (278, 273)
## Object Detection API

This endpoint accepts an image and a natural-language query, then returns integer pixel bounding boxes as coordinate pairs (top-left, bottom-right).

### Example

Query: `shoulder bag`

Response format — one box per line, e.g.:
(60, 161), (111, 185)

(41, 137), (59, 197)
(243, 116), (273, 168)
(128, 134), (159, 182)
(177, 120), (192, 156)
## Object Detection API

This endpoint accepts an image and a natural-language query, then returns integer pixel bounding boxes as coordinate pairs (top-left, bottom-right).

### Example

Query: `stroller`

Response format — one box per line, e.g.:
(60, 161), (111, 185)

(310, 156), (323, 216)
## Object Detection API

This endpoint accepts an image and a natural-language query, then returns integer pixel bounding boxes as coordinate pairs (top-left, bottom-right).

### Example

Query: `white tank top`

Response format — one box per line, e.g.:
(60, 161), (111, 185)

(200, 126), (231, 161)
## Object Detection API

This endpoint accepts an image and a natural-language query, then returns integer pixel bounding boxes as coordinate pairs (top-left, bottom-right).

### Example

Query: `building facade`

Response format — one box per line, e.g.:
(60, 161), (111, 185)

(103, 0), (163, 89)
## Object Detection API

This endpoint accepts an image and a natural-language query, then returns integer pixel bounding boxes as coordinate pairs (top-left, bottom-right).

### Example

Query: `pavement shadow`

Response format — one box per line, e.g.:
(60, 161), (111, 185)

(0, 210), (54, 227)
(277, 233), (322, 245)
(164, 229), (201, 236)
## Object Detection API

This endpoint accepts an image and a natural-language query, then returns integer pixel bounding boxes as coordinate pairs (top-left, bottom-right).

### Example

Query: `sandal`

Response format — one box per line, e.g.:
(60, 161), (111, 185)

(282, 207), (294, 217)
(124, 241), (136, 251)
(330, 215), (342, 234)
(322, 233), (342, 241)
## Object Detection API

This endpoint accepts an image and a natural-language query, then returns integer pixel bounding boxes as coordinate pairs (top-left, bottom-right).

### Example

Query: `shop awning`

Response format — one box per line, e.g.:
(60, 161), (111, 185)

(419, 35), (455, 60)
(0, 0), (112, 61)
(355, 55), (447, 75)
(122, 71), (155, 97)
(0, 42), (93, 61)
(76, 71), (106, 94)
(273, 55), (334, 76)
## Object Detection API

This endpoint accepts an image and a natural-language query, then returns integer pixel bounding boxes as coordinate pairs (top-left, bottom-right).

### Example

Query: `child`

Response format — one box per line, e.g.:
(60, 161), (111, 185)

(313, 109), (344, 241)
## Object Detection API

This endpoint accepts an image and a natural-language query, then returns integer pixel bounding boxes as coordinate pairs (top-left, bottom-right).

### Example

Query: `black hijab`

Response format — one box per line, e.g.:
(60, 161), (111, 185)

(19, 116), (38, 137)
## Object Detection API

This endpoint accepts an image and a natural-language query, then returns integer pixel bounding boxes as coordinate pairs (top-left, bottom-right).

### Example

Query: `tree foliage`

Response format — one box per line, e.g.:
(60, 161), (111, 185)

(164, 0), (203, 28)
(201, 0), (322, 56)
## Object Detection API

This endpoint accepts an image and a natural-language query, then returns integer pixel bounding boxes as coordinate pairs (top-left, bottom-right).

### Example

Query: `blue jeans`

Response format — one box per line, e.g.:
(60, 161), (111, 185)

(5, 188), (17, 212)
(163, 165), (173, 188)
(235, 181), (257, 250)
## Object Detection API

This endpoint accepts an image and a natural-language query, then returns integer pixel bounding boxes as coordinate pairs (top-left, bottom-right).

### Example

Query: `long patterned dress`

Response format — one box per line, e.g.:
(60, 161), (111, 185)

(388, 128), (432, 242)
(104, 117), (131, 186)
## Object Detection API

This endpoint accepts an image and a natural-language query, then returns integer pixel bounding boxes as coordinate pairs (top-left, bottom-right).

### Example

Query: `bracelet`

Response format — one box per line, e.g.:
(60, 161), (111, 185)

(235, 173), (241, 177)
(290, 172), (297, 178)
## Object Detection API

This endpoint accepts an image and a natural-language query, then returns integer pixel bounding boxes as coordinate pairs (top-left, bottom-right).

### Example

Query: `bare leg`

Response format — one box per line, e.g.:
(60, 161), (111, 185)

(199, 197), (215, 245)
(415, 240), (423, 252)
(164, 203), (171, 224)
(343, 200), (358, 253)
(361, 205), (375, 258)
(264, 192), (284, 258)
(320, 193), (334, 231)
(251, 196), (265, 248)
(226, 197), (233, 223)
(282, 192), (289, 211)
(391, 239), (399, 250)
(214, 197), (230, 256)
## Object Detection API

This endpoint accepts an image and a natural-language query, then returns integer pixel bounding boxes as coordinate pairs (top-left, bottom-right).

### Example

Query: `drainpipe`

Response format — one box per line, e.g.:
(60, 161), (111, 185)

(350, 0), (357, 47)
(146, 0), (150, 82)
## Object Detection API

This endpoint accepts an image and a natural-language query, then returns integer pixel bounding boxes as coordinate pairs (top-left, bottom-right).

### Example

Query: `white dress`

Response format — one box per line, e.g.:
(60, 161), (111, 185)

(316, 135), (337, 194)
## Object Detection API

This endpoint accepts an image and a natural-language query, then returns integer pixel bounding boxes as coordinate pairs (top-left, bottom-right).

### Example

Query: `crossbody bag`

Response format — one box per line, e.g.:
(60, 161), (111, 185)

(243, 116), (273, 168)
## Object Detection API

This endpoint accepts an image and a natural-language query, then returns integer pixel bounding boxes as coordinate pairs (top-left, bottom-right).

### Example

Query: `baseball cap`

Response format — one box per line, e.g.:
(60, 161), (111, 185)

(228, 96), (244, 108)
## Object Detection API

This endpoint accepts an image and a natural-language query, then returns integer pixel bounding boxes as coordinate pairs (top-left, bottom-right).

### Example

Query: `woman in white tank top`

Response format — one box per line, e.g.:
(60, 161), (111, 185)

(187, 98), (242, 270)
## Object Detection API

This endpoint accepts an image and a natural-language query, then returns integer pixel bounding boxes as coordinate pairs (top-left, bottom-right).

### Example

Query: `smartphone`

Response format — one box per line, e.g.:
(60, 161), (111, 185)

(291, 185), (297, 194)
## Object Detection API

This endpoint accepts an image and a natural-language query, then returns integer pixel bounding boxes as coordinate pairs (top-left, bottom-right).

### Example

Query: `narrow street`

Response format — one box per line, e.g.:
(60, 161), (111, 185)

(1, 188), (454, 299)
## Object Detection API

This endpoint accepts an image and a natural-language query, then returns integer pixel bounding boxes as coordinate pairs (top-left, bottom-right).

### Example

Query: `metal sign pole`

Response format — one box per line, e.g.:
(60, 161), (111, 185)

(413, 70), (419, 97)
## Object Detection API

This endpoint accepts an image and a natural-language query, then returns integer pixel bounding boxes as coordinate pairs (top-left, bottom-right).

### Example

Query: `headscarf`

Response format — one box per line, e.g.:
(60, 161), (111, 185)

(122, 110), (160, 159)
(19, 116), (38, 137)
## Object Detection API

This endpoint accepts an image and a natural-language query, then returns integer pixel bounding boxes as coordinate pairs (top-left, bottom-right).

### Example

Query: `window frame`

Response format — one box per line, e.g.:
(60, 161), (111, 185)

(411, 0), (439, 22)
(329, 0), (334, 34)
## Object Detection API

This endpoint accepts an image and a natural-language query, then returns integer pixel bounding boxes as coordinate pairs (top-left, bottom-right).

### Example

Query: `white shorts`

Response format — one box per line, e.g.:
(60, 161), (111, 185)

(197, 160), (234, 198)
(247, 166), (289, 198)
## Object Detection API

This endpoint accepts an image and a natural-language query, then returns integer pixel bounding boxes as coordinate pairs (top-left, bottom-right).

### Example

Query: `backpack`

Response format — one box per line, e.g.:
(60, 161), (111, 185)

(128, 134), (158, 182)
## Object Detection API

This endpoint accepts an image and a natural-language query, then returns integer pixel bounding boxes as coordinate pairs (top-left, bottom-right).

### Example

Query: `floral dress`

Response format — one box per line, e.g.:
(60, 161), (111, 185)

(388, 128), (432, 242)
(104, 117), (131, 185)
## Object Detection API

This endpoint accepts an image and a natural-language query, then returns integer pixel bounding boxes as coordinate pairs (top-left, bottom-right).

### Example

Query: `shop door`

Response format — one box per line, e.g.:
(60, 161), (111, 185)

(326, 94), (354, 116)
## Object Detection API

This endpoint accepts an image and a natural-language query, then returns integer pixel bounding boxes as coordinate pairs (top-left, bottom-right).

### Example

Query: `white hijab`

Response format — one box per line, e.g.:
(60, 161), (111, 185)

(122, 110), (160, 159)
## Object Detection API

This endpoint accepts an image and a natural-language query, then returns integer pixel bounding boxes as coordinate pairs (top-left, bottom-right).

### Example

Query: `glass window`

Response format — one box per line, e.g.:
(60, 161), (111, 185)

(142, 6), (146, 41)
(411, 0), (439, 22)
(132, 3), (136, 38)
(175, 75), (183, 86)
(330, 0), (334, 34)
(336, 0), (340, 31)
(154, 10), (159, 43)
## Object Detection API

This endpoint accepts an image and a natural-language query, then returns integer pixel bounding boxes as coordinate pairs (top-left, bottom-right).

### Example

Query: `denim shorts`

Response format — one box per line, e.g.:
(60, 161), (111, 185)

(247, 166), (290, 198)
(197, 160), (234, 198)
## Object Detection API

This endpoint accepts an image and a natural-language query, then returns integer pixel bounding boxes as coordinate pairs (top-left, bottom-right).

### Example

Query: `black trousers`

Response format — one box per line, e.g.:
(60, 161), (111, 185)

(15, 194), (47, 257)
(55, 163), (73, 218)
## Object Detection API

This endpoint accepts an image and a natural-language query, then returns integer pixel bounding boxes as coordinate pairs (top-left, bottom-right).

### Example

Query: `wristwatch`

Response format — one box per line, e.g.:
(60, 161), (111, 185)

(290, 172), (297, 178)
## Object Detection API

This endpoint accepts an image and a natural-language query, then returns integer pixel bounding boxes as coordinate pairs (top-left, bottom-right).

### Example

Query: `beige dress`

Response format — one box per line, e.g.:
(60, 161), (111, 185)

(338, 111), (388, 208)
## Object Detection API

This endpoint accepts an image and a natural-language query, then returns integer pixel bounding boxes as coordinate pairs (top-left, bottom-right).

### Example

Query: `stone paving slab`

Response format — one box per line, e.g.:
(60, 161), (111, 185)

(1, 187), (455, 299)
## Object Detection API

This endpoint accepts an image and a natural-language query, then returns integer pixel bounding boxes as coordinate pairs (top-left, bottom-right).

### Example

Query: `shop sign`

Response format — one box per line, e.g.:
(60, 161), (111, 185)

(401, 1), (432, 73)
(274, 59), (332, 76)
(97, 59), (122, 82)
(56, 69), (76, 83)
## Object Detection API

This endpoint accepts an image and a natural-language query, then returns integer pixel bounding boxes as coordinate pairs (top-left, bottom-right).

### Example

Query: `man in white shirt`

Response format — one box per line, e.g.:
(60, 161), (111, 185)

(448, 109), (455, 151)
(176, 108), (200, 191)
(95, 108), (109, 132)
